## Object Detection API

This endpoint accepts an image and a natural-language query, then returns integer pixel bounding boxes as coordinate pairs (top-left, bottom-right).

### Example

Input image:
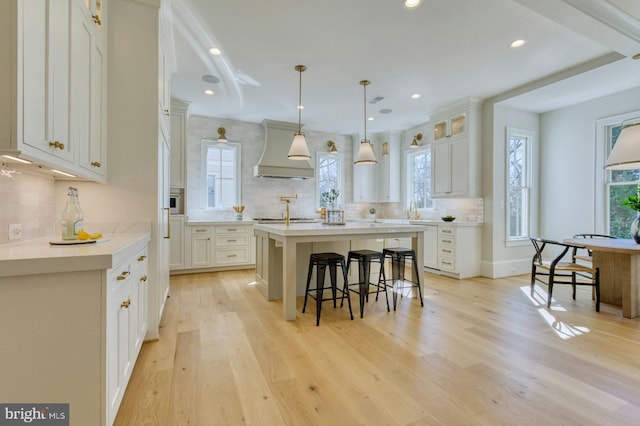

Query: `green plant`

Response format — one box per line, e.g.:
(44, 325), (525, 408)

(622, 185), (640, 212)
(369, 208), (376, 214)
(320, 189), (340, 207)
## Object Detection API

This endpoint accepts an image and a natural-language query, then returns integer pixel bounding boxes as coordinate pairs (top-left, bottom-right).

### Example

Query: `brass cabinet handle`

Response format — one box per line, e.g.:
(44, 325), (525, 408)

(164, 207), (171, 239)
(227, 239), (237, 243)
(92, 14), (102, 25)
(121, 299), (131, 308)
(137, 255), (147, 262)
(49, 141), (64, 150)
(116, 271), (130, 280)
(227, 228), (237, 232)
(91, 161), (101, 167)
(140, 275), (148, 282)
(227, 254), (237, 258)
(164, 109), (170, 116)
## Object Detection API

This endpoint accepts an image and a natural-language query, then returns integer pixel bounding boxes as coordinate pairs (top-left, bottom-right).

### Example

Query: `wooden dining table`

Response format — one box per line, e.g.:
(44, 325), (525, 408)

(565, 237), (640, 318)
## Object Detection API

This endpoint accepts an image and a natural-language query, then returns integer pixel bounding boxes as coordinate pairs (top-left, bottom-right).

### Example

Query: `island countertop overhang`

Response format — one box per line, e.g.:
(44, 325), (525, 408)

(253, 221), (429, 237)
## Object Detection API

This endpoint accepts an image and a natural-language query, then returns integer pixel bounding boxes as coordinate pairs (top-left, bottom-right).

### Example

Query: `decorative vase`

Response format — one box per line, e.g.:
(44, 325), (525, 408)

(632, 212), (640, 243)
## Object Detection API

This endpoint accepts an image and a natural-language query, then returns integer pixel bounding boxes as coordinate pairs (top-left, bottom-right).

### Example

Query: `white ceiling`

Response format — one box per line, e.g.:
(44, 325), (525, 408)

(168, 0), (640, 135)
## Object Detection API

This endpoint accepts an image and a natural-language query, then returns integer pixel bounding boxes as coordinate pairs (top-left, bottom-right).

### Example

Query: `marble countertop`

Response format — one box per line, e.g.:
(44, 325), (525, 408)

(0, 233), (151, 278)
(253, 221), (429, 237)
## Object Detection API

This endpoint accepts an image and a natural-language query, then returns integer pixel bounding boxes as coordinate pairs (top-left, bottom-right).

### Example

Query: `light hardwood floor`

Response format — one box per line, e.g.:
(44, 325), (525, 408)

(115, 269), (640, 425)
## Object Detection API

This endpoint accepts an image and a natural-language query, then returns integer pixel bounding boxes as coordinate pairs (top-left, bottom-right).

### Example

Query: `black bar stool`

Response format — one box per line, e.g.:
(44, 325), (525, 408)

(382, 247), (424, 310)
(343, 250), (389, 318)
(303, 252), (353, 326)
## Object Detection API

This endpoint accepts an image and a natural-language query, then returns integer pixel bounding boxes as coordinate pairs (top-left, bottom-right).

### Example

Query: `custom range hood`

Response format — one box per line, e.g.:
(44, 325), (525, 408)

(253, 120), (314, 179)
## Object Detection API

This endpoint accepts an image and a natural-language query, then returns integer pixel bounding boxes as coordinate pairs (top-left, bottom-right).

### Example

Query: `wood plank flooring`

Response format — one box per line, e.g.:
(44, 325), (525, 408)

(115, 270), (640, 425)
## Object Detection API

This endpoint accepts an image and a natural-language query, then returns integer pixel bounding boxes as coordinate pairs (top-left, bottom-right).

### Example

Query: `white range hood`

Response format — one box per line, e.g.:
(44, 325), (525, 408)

(253, 120), (314, 179)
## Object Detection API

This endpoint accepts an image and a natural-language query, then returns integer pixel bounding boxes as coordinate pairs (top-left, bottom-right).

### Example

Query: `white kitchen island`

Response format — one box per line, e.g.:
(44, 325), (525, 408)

(254, 221), (428, 320)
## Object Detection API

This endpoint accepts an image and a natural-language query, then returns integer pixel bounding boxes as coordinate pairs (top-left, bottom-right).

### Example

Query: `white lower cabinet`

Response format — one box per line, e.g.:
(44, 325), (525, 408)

(107, 245), (148, 426)
(423, 225), (439, 269)
(183, 223), (255, 271)
(431, 225), (481, 279)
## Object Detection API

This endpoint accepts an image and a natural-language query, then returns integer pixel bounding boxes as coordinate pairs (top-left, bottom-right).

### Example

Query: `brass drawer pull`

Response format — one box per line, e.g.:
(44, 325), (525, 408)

(91, 161), (101, 167)
(227, 239), (237, 242)
(121, 299), (131, 308)
(140, 275), (148, 282)
(137, 255), (147, 262)
(227, 254), (237, 258)
(49, 141), (64, 150)
(92, 14), (102, 25)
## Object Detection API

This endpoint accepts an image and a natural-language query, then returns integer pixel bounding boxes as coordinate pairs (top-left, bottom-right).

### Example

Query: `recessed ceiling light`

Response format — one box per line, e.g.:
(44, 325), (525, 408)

(368, 117), (374, 121)
(297, 105), (304, 110)
(404, 0), (421, 8)
(204, 89), (214, 95)
(209, 47), (221, 55)
(411, 94), (421, 99)
(510, 39), (526, 48)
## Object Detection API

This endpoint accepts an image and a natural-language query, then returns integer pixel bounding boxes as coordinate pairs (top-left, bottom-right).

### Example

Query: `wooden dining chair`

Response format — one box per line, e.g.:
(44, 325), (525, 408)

(530, 237), (600, 312)
(571, 233), (618, 264)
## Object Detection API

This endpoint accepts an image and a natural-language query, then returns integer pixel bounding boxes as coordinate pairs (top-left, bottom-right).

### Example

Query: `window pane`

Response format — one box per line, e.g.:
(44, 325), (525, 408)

(508, 187), (527, 238)
(508, 137), (524, 187)
(506, 129), (531, 241)
(610, 184), (637, 238)
(317, 153), (341, 208)
(204, 142), (240, 209)
(408, 150), (432, 209)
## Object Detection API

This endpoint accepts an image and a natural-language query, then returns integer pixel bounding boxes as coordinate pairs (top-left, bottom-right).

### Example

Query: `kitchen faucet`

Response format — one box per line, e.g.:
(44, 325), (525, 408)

(280, 194), (298, 226)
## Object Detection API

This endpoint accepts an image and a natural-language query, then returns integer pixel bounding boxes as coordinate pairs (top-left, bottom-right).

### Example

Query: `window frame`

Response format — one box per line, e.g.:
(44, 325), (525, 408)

(596, 111), (640, 236)
(200, 139), (242, 210)
(316, 151), (344, 209)
(505, 127), (535, 246)
(404, 145), (434, 211)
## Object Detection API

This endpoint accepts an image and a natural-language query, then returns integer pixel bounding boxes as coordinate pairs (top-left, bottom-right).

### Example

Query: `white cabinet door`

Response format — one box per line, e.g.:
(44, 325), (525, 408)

(169, 100), (189, 188)
(73, 0), (107, 179)
(22, 0), (72, 163)
(449, 138), (469, 196)
(169, 216), (185, 269)
(423, 225), (438, 269)
(432, 141), (450, 196)
(190, 226), (213, 267)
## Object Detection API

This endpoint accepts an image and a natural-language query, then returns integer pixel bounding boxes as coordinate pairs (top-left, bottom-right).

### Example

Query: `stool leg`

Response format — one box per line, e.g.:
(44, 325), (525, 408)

(359, 259), (369, 318)
(315, 263), (327, 326)
(411, 253), (424, 307)
(378, 259), (390, 312)
(398, 255), (406, 299)
(340, 260), (354, 320)
(303, 259), (314, 313)
(329, 262), (338, 308)
(341, 257), (351, 309)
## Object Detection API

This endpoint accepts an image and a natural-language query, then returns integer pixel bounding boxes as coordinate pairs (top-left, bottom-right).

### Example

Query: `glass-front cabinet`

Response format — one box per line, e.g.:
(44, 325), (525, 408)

(433, 112), (467, 141)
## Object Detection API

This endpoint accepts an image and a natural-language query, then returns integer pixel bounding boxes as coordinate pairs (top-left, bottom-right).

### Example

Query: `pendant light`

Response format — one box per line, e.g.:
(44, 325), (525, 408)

(605, 121), (640, 170)
(288, 65), (311, 160)
(354, 80), (377, 165)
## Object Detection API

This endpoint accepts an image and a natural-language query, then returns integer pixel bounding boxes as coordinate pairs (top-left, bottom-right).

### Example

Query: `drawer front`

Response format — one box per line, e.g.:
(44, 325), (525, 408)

(439, 227), (456, 237)
(439, 256), (456, 272)
(190, 227), (211, 236)
(439, 235), (456, 247)
(215, 234), (249, 247)
(215, 226), (249, 235)
(108, 261), (133, 290)
(439, 246), (455, 257)
(214, 247), (250, 265)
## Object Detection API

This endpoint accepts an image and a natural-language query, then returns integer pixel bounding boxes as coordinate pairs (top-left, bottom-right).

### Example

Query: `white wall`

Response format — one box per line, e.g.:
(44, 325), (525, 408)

(481, 103), (540, 277)
(539, 86), (640, 239)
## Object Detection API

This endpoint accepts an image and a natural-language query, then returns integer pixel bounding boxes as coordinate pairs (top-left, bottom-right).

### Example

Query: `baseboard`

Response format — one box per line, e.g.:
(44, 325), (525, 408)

(481, 258), (530, 278)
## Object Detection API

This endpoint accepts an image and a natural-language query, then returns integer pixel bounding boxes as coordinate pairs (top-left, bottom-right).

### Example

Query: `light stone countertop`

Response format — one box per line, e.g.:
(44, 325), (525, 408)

(253, 220), (430, 237)
(0, 233), (151, 278)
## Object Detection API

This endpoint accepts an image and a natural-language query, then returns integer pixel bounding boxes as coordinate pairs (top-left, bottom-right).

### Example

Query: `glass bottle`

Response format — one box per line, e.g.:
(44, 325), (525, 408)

(61, 187), (84, 240)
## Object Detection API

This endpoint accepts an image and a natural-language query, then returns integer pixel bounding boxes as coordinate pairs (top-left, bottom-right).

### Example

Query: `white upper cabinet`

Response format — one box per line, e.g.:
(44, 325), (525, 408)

(170, 100), (189, 188)
(0, 0), (108, 182)
(430, 98), (481, 198)
(19, 0), (73, 164)
(73, 0), (107, 180)
(353, 133), (400, 203)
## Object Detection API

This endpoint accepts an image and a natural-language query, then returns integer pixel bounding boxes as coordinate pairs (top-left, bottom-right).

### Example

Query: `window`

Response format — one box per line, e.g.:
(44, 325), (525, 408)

(201, 140), (241, 209)
(605, 117), (640, 237)
(506, 128), (534, 242)
(316, 152), (343, 208)
(405, 147), (433, 209)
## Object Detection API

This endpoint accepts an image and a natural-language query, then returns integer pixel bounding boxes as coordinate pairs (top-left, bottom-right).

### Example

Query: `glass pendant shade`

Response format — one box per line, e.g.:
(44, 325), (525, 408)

(355, 140), (376, 164)
(288, 132), (311, 159)
(288, 65), (311, 160)
(606, 123), (640, 170)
